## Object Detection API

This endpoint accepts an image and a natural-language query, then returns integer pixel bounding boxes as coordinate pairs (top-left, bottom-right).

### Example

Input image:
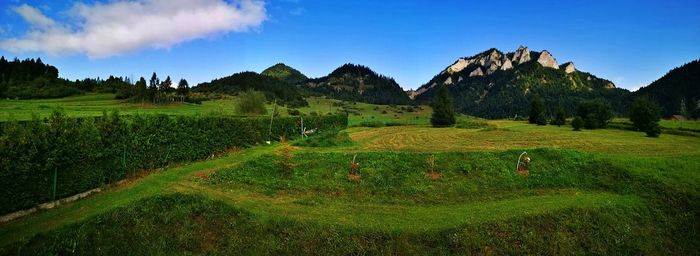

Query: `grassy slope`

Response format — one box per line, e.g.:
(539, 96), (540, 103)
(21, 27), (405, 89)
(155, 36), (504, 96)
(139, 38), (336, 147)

(0, 96), (698, 254)
(4, 193), (658, 255)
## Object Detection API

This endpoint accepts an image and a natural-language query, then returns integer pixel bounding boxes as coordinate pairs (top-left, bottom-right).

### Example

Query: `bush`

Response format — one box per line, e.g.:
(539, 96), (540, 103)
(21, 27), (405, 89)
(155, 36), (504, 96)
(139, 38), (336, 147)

(535, 115), (547, 125)
(236, 90), (267, 115)
(572, 116), (584, 131)
(646, 123), (661, 137)
(551, 108), (566, 126)
(0, 111), (347, 215)
(577, 99), (612, 129)
(630, 96), (662, 137)
(287, 108), (301, 116)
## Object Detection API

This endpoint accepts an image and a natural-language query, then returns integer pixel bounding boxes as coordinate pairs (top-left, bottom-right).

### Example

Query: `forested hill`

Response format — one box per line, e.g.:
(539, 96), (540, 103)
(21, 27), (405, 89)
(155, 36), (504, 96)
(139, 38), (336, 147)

(193, 71), (308, 107)
(261, 63), (308, 85)
(0, 57), (82, 99)
(635, 59), (700, 117)
(412, 47), (632, 118)
(304, 64), (411, 105)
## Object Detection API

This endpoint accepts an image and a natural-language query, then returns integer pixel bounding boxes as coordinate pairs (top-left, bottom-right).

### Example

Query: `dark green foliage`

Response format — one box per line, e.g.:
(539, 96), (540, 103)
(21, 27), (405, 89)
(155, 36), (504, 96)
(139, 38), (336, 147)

(551, 108), (566, 126)
(528, 96), (545, 124)
(535, 114), (547, 125)
(235, 90), (267, 115)
(287, 108), (301, 116)
(292, 130), (352, 147)
(134, 77), (148, 102)
(261, 63), (308, 85)
(0, 112), (347, 215)
(572, 116), (584, 131)
(0, 57), (83, 99)
(635, 59), (700, 117)
(630, 96), (662, 137)
(577, 99), (612, 129)
(414, 50), (631, 118)
(304, 64), (412, 105)
(176, 79), (189, 95)
(193, 71), (308, 107)
(430, 85), (456, 127)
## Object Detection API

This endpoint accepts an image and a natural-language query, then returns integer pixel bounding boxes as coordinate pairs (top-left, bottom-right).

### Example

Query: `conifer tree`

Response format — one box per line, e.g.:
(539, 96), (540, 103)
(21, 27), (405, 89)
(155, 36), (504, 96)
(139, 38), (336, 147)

(430, 85), (456, 127)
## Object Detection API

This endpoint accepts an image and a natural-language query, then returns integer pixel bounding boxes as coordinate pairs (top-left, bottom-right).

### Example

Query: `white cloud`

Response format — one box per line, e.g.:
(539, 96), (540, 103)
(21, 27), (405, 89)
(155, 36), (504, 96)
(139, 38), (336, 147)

(0, 0), (267, 58)
(12, 4), (56, 28)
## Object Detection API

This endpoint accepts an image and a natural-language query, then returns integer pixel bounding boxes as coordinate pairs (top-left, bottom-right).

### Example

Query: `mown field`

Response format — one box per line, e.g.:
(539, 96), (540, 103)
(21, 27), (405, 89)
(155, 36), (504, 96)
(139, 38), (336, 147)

(0, 95), (698, 255)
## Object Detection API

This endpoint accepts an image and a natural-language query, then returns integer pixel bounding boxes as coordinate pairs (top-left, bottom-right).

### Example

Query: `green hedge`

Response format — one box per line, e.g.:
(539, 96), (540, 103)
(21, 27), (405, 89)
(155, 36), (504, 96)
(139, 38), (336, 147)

(0, 111), (347, 215)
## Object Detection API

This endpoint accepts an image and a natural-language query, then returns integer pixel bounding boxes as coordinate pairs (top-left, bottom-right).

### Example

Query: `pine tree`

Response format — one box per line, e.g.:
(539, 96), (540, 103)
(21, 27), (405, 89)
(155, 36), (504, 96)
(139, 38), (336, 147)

(430, 85), (456, 127)
(148, 72), (159, 103)
(136, 77), (147, 102)
(529, 96), (545, 124)
(177, 79), (190, 96)
(160, 76), (172, 92)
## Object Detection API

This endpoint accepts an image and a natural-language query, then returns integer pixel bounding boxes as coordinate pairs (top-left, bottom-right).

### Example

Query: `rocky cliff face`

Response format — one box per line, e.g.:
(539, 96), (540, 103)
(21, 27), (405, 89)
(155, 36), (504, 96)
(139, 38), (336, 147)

(428, 46), (578, 91)
(561, 62), (575, 74)
(469, 67), (484, 77)
(411, 46), (623, 117)
(537, 50), (559, 69)
(500, 56), (513, 70)
(512, 46), (531, 64)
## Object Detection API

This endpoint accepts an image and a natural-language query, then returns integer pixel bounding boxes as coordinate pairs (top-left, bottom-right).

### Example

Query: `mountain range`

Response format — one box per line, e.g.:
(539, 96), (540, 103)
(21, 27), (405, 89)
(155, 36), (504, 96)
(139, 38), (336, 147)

(411, 46), (631, 118)
(191, 48), (697, 118)
(2, 47), (696, 118)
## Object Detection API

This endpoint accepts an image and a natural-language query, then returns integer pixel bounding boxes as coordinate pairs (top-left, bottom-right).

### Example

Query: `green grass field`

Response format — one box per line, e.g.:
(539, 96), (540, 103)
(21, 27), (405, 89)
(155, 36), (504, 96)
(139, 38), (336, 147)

(0, 95), (698, 254)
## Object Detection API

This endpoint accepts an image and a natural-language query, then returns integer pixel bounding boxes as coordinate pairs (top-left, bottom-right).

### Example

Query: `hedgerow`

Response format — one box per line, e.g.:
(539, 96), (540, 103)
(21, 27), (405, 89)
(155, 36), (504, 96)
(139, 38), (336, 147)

(0, 111), (347, 215)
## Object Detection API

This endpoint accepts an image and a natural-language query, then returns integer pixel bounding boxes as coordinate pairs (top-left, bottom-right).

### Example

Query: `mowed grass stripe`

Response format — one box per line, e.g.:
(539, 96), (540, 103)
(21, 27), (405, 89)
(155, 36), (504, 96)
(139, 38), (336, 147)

(349, 125), (700, 156)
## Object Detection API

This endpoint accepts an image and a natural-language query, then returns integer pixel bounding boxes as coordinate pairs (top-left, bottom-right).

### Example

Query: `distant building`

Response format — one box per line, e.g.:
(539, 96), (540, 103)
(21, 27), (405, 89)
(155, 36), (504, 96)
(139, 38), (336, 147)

(671, 115), (686, 121)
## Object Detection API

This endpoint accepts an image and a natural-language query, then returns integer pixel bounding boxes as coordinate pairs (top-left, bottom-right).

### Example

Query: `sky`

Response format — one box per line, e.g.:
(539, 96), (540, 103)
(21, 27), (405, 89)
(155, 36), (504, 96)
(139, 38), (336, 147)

(0, 0), (698, 91)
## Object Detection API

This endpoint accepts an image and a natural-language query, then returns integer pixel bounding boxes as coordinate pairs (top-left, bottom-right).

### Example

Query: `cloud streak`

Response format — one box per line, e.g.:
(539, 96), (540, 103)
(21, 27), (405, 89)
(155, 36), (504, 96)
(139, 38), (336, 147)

(0, 0), (267, 58)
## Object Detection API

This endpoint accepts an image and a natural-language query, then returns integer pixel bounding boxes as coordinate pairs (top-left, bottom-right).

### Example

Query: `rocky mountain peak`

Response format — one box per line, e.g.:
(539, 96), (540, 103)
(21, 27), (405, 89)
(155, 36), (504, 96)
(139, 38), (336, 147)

(446, 58), (471, 74)
(537, 50), (559, 69)
(500, 55), (513, 70)
(512, 46), (531, 64)
(561, 62), (575, 74)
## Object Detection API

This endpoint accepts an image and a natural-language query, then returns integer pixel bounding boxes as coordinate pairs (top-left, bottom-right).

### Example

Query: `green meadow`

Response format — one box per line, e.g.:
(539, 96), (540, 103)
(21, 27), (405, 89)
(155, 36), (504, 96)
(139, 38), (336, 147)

(0, 95), (698, 255)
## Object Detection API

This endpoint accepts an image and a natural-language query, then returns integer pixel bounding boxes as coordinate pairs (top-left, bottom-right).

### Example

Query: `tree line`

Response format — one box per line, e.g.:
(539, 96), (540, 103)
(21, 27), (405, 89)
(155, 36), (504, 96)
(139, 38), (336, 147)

(0, 56), (196, 103)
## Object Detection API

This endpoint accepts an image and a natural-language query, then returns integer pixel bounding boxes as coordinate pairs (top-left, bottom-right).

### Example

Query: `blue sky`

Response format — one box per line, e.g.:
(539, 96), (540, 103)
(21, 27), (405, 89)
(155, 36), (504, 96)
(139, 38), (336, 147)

(0, 0), (698, 91)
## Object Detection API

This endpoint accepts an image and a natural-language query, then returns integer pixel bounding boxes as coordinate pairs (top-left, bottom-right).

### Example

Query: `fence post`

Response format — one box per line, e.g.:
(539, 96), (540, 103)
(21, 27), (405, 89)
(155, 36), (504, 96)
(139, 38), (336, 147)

(51, 167), (57, 201)
(163, 143), (172, 164)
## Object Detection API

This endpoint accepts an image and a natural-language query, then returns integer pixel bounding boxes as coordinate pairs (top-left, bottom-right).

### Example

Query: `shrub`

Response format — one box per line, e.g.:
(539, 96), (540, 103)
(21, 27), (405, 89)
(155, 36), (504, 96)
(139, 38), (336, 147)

(551, 108), (566, 126)
(275, 144), (295, 176)
(572, 116), (584, 131)
(535, 115), (547, 126)
(236, 90), (267, 115)
(577, 99), (612, 129)
(630, 96), (662, 137)
(287, 108), (301, 116)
